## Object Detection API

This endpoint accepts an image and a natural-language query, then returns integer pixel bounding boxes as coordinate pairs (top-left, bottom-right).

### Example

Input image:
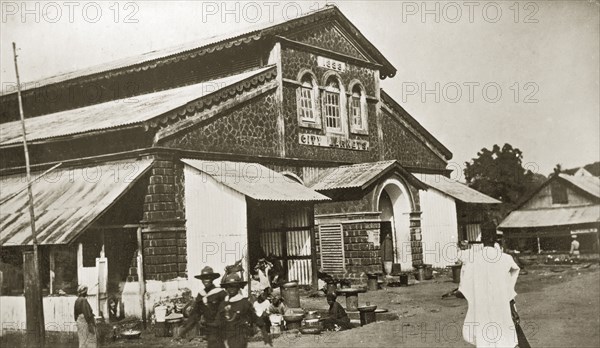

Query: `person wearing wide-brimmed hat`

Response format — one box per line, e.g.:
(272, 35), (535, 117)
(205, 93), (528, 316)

(177, 266), (227, 347)
(74, 285), (97, 348)
(213, 273), (272, 348)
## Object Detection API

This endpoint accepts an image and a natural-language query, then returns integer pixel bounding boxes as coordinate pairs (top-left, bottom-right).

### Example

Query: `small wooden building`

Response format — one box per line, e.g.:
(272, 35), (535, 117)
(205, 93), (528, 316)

(498, 174), (600, 255)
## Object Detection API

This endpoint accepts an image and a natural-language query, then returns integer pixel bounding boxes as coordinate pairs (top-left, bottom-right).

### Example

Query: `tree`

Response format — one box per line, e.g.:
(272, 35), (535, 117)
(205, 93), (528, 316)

(464, 143), (536, 205)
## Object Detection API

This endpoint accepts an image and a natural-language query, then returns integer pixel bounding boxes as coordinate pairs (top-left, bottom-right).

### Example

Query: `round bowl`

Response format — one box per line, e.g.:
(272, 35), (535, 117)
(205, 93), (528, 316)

(282, 281), (299, 288)
(300, 327), (321, 335)
(357, 305), (377, 312)
(283, 313), (304, 322)
(121, 329), (141, 339)
(305, 311), (319, 320)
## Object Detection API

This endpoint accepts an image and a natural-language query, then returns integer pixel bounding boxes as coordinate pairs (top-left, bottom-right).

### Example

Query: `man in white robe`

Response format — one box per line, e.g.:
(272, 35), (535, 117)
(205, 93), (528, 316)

(459, 242), (520, 348)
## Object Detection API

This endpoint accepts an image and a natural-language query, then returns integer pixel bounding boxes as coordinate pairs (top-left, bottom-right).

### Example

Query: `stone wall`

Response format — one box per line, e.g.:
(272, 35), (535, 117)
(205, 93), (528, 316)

(381, 109), (448, 170)
(162, 91), (280, 157)
(409, 212), (424, 267)
(141, 156), (187, 281)
(315, 220), (383, 284)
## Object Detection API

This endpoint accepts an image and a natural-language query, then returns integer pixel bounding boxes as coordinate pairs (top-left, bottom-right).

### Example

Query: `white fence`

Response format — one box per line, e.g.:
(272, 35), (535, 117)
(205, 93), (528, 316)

(0, 295), (101, 336)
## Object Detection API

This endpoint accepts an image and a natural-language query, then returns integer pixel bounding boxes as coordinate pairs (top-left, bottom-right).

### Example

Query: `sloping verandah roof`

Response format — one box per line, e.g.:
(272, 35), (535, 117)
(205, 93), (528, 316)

(0, 158), (152, 246)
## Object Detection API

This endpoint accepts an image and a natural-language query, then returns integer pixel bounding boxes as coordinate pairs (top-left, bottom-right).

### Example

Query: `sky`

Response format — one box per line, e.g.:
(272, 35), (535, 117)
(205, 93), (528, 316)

(1, 0), (598, 178)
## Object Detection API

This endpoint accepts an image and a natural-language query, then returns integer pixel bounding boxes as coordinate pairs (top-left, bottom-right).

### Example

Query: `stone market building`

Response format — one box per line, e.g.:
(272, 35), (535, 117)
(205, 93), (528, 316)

(0, 5), (498, 331)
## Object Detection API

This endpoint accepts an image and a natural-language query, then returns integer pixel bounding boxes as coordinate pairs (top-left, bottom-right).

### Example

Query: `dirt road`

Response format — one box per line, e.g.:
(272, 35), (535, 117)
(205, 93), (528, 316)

(3, 264), (597, 347)
(251, 264), (600, 348)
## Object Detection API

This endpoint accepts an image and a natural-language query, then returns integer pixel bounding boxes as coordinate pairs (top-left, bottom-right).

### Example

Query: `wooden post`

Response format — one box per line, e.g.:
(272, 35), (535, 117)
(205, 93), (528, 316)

(77, 243), (83, 283)
(309, 206), (318, 290)
(23, 250), (44, 347)
(49, 249), (55, 295)
(13, 42), (45, 348)
(136, 227), (147, 328)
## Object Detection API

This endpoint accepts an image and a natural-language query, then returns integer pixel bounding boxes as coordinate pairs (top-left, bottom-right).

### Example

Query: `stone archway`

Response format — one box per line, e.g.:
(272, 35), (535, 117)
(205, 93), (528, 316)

(376, 177), (414, 271)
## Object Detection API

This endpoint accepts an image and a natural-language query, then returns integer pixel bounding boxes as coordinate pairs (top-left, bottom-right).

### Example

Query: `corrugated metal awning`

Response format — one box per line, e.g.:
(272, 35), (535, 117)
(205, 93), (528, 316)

(0, 67), (273, 146)
(307, 160), (427, 191)
(0, 158), (152, 246)
(182, 159), (329, 202)
(416, 174), (500, 204)
(498, 205), (600, 229)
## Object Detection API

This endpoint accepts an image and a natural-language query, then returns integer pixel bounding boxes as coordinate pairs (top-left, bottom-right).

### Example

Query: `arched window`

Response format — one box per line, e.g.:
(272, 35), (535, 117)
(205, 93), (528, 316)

(296, 72), (321, 128)
(323, 77), (342, 132)
(349, 83), (368, 134)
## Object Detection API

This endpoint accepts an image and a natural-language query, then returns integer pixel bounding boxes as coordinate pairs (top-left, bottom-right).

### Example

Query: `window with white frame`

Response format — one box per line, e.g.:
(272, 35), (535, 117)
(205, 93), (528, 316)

(351, 86), (362, 128)
(324, 77), (342, 131)
(296, 72), (321, 129)
(299, 76), (316, 121)
(349, 84), (368, 134)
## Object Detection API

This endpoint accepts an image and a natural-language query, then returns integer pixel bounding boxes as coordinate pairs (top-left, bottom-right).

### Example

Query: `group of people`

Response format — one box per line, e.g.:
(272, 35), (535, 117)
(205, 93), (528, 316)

(176, 266), (271, 348)
(178, 265), (352, 346)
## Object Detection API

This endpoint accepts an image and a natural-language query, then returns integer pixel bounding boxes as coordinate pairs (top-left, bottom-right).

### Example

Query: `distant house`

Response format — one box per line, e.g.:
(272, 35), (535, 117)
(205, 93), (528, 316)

(498, 174), (600, 255)
(562, 162), (600, 177)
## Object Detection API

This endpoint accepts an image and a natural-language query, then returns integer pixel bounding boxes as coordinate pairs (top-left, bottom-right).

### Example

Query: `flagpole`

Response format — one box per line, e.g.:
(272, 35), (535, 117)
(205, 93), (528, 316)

(13, 42), (45, 348)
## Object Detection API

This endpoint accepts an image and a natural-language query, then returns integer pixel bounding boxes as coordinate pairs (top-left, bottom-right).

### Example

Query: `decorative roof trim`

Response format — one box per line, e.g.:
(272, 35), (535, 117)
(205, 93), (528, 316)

(145, 66), (277, 130)
(154, 79), (278, 143)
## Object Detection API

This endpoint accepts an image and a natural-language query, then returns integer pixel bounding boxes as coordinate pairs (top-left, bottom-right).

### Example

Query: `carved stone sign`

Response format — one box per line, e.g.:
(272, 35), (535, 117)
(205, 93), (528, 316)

(299, 133), (369, 151)
(317, 56), (346, 72)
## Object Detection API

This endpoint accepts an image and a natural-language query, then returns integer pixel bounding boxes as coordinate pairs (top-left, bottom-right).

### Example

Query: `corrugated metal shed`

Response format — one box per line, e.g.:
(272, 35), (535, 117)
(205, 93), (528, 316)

(416, 174), (501, 204)
(559, 174), (600, 199)
(498, 205), (600, 229)
(0, 158), (152, 246)
(307, 160), (427, 191)
(0, 67), (273, 146)
(182, 159), (329, 202)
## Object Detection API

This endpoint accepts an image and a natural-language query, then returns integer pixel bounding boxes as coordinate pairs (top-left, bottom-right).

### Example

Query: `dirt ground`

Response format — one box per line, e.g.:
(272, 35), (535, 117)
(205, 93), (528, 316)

(3, 264), (599, 348)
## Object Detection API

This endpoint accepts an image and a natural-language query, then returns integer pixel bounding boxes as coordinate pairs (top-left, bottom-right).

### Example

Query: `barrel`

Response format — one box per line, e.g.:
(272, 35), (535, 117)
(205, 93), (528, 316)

(281, 281), (300, 308)
(366, 273), (379, 291)
(154, 305), (167, 322)
(414, 266), (425, 281)
(399, 273), (409, 286)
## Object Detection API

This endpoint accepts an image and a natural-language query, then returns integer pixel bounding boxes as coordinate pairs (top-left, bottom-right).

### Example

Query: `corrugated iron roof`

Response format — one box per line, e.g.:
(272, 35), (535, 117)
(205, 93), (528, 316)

(498, 205), (600, 229)
(307, 160), (427, 192)
(182, 159), (329, 202)
(559, 174), (600, 199)
(0, 158), (152, 246)
(2, 5), (395, 96)
(416, 174), (501, 204)
(0, 67), (274, 146)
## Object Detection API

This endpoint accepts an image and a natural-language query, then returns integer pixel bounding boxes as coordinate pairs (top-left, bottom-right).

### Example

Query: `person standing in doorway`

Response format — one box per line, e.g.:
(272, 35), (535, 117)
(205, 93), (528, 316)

(74, 285), (97, 348)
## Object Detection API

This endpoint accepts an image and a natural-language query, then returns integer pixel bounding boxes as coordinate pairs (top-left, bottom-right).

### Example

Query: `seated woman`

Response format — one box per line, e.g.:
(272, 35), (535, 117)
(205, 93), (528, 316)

(322, 292), (351, 331)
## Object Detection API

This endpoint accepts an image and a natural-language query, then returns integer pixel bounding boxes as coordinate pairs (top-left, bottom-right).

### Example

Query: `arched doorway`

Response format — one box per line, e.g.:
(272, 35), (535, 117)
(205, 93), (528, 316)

(377, 178), (413, 270)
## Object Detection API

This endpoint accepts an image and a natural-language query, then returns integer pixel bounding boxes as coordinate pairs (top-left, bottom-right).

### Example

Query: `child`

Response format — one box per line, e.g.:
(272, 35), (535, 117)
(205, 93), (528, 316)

(267, 295), (286, 315)
(322, 292), (351, 331)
